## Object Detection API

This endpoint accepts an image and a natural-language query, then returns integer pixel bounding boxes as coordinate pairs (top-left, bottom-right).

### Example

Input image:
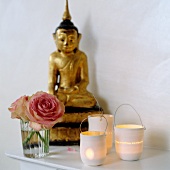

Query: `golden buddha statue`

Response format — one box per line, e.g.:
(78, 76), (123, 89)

(48, 0), (96, 108)
(48, 0), (103, 145)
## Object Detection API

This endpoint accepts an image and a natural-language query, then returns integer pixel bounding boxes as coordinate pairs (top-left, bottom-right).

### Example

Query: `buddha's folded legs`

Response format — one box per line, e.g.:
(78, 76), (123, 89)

(56, 92), (96, 108)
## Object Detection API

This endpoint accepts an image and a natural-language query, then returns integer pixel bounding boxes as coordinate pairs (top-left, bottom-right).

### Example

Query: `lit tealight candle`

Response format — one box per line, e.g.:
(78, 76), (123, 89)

(85, 148), (94, 160)
(80, 131), (106, 166)
(114, 104), (146, 161)
(114, 124), (145, 161)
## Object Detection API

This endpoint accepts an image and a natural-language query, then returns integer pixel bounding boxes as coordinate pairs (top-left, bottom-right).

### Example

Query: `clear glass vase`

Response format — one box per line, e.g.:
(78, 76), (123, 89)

(20, 120), (50, 158)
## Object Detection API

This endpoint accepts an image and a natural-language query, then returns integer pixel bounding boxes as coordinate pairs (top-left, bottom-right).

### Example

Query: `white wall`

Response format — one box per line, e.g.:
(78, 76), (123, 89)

(1, 0), (170, 169)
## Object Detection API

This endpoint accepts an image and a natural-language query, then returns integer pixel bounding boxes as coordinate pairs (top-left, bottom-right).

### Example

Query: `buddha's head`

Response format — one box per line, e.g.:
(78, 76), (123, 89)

(53, 0), (81, 53)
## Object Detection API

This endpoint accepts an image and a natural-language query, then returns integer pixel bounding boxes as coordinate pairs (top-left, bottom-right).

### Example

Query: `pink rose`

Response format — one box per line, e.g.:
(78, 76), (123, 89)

(26, 91), (65, 130)
(8, 95), (29, 121)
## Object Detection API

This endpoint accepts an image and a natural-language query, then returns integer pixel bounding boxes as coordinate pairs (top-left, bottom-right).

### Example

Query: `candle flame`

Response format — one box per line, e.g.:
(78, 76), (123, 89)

(85, 148), (94, 160)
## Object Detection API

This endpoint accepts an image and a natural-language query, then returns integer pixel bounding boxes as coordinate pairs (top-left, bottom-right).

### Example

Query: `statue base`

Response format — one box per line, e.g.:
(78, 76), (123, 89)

(49, 105), (103, 146)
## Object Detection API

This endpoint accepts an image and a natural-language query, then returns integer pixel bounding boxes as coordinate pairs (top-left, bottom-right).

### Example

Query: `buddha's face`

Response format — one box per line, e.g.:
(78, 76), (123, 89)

(55, 29), (78, 53)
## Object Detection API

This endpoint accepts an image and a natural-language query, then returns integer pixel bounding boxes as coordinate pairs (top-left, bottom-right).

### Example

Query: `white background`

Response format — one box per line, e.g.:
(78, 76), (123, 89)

(1, 0), (170, 169)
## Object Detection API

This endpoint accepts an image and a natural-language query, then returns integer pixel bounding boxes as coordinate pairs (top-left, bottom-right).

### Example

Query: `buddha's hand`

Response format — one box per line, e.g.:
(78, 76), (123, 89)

(66, 86), (79, 93)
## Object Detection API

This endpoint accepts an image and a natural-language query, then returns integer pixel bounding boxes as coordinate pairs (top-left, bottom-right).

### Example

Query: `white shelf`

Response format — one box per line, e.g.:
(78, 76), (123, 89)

(5, 146), (170, 170)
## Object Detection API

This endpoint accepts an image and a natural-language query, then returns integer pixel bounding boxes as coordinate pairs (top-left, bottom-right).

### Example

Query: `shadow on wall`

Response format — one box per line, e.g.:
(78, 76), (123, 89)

(146, 130), (169, 150)
(81, 14), (98, 92)
(81, 14), (109, 112)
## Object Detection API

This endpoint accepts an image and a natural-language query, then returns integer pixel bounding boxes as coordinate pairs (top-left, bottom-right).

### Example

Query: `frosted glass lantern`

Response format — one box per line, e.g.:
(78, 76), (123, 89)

(80, 131), (107, 166)
(115, 124), (145, 160)
(114, 104), (145, 161)
(88, 114), (114, 153)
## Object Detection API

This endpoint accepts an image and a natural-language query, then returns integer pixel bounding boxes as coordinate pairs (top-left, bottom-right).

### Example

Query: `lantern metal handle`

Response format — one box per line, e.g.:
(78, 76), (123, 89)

(114, 104), (146, 129)
(80, 115), (108, 134)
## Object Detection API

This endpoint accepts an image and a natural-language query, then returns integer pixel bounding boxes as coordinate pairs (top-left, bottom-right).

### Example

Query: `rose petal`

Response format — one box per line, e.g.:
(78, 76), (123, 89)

(29, 122), (42, 131)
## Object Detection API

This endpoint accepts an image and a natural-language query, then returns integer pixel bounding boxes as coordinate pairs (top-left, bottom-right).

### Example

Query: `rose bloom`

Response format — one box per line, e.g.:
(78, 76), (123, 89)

(26, 91), (65, 131)
(8, 95), (29, 122)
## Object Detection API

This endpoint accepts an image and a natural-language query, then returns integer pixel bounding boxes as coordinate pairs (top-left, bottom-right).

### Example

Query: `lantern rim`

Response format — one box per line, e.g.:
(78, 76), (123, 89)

(81, 131), (105, 136)
(88, 114), (113, 118)
(115, 124), (145, 130)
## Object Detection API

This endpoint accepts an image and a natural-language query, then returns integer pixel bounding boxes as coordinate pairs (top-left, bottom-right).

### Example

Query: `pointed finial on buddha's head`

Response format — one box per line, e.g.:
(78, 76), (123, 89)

(54, 0), (78, 33)
(62, 0), (71, 21)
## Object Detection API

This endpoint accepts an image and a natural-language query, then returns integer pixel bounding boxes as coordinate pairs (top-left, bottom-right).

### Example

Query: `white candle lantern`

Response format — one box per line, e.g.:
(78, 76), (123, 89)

(80, 117), (107, 166)
(114, 104), (146, 161)
(88, 114), (114, 153)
